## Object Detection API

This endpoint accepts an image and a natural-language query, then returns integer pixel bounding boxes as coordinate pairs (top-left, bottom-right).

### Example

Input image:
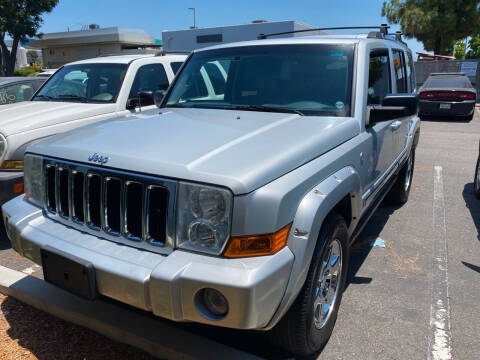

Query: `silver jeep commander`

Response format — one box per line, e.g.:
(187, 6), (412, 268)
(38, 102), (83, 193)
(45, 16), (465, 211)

(3, 26), (420, 356)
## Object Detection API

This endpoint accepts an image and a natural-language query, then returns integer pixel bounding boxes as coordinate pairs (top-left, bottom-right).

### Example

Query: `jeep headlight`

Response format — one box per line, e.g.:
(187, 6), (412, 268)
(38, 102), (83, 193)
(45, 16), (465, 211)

(176, 182), (232, 255)
(24, 154), (44, 207)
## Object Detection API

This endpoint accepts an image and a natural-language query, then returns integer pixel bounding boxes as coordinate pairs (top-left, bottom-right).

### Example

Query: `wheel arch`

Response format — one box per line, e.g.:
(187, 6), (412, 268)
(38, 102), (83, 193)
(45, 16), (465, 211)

(266, 165), (361, 329)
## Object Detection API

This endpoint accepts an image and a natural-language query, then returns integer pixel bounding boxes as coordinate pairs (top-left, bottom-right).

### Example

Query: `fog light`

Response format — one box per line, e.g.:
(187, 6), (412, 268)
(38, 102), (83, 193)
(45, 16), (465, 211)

(198, 288), (229, 318)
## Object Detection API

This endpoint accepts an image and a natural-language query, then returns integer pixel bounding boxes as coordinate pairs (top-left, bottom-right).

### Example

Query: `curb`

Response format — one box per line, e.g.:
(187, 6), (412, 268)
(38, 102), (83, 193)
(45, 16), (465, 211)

(0, 265), (261, 360)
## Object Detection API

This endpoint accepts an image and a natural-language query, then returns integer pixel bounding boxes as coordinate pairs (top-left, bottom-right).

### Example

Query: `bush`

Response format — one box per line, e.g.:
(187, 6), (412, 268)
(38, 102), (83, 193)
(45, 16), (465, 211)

(13, 64), (44, 77)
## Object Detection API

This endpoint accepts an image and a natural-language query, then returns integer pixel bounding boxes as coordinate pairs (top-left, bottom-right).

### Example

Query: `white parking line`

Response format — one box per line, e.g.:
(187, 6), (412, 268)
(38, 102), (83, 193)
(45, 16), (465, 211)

(428, 166), (452, 360)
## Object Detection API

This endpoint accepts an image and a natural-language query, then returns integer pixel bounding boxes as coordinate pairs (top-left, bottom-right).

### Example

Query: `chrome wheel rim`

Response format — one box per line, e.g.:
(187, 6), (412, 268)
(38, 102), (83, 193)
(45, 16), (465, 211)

(313, 239), (343, 329)
(475, 161), (480, 192)
(404, 154), (413, 192)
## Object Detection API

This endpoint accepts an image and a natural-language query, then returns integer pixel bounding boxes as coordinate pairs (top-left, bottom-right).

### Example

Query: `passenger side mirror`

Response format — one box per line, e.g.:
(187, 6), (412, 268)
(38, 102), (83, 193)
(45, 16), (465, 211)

(368, 93), (418, 124)
(153, 90), (166, 108)
(126, 90), (155, 111)
(137, 90), (154, 106)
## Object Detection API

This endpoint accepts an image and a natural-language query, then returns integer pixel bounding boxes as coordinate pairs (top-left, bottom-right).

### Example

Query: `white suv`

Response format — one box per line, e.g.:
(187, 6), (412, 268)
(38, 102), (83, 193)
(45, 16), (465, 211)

(0, 53), (186, 205)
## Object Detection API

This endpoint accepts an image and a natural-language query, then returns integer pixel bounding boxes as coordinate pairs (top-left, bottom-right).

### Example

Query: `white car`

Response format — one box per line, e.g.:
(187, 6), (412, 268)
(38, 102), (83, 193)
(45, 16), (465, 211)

(0, 53), (186, 205)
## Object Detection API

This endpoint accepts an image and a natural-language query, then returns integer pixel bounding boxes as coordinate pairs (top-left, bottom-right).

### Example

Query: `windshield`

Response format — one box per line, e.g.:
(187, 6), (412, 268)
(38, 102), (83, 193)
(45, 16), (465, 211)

(33, 63), (127, 103)
(165, 44), (355, 117)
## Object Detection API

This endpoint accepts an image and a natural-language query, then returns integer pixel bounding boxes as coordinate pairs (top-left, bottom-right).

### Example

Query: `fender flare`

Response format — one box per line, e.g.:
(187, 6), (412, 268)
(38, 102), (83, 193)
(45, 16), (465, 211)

(266, 165), (361, 329)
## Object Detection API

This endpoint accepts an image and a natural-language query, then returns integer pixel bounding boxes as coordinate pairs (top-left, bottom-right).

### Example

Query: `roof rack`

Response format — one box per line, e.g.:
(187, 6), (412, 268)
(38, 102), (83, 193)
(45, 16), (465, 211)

(257, 24), (390, 40)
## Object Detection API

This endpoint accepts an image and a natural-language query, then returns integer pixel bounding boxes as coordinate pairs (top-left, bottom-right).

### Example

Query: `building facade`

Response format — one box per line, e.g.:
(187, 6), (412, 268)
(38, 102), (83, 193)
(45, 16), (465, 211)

(162, 20), (324, 52)
(31, 27), (161, 68)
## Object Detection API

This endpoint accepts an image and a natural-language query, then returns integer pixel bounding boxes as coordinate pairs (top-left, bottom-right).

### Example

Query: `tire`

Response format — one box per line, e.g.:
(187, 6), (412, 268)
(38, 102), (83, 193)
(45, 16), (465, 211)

(269, 213), (349, 357)
(387, 147), (415, 205)
(474, 156), (480, 200)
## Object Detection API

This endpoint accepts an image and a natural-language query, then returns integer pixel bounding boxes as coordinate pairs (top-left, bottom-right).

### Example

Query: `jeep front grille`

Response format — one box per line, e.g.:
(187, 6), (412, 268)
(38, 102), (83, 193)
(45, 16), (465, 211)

(43, 158), (176, 253)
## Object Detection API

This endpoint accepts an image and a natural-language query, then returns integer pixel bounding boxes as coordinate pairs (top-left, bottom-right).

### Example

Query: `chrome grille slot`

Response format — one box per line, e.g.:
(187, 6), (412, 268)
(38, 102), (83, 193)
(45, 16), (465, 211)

(42, 157), (175, 255)
(87, 173), (102, 229)
(105, 177), (121, 234)
(72, 171), (85, 223)
(46, 165), (56, 213)
(58, 167), (70, 218)
(147, 186), (168, 245)
(125, 181), (143, 240)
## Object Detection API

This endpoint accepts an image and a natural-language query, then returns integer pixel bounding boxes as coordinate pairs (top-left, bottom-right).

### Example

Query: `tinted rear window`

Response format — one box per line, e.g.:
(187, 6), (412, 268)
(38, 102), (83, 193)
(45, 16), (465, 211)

(425, 76), (472, 89)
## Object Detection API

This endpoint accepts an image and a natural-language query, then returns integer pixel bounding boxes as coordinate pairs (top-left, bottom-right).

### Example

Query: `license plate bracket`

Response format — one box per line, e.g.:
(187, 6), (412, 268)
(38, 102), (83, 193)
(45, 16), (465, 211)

(439, 103), (451, 109)
(41, 246), (96, 300)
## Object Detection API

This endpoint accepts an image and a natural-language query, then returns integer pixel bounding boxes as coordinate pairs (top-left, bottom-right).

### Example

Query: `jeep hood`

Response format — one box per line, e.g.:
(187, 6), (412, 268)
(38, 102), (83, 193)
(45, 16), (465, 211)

(28, 108), (359, 194)
(0, 101), (116, 136)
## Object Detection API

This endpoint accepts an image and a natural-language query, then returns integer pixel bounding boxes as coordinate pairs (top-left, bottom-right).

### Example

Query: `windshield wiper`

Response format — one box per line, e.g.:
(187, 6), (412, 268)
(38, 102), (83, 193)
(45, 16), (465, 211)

(223, 105), (304, 116)
(57, 94), (89, 103)
(34, 94), (53, 101)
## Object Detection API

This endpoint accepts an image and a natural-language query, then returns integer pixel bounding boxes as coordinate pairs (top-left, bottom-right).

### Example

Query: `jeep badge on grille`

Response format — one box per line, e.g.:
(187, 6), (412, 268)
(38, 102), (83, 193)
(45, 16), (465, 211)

(88, 153), (109, 165)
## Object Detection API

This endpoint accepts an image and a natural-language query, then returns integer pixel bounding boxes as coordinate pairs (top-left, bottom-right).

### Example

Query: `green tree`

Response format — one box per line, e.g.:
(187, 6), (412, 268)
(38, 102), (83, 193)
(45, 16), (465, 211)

(454, 40), (466, 60)
(382, 0), (480, 55)
(0, 0), (58, 76)
(466, 35), (480, 59)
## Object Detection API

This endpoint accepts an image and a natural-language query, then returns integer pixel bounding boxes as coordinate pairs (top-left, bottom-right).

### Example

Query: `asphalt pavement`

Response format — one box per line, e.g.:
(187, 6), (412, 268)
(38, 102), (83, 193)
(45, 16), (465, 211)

(0, 109), (479, 359)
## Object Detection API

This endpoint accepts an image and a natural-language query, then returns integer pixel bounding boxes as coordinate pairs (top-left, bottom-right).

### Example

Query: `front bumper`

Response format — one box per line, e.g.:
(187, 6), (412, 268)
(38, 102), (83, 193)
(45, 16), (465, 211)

(2, 195), (294, 330)
(418, 100), (475, 117)
(0, 171), (24, 206)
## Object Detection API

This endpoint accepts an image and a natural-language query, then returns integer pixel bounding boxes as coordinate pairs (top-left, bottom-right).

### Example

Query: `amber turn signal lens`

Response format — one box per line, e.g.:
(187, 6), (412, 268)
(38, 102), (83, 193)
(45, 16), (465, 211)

(1, 160), (24, 170)
(223, 223), (292, 258)
(13, 182), (24, 193)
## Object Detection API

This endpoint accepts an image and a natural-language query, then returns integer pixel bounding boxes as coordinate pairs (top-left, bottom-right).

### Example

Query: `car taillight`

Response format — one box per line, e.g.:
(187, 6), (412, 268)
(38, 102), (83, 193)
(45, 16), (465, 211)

(419, 91), (475, 100)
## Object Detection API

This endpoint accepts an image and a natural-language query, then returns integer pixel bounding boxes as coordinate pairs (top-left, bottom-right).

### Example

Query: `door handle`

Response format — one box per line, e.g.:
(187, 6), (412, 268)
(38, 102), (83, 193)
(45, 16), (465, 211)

(390, 120), (402, 131)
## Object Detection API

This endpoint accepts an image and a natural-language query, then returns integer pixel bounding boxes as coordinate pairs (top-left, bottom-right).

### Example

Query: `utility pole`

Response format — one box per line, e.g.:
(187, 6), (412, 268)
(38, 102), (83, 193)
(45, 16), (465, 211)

(188, 8), (197, 29)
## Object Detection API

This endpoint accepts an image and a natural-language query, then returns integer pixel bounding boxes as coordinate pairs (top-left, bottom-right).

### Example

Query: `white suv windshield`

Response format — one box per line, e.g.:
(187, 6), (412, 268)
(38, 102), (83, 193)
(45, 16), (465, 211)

(33, 63), (127, 103)
(165, 44), (355, 116)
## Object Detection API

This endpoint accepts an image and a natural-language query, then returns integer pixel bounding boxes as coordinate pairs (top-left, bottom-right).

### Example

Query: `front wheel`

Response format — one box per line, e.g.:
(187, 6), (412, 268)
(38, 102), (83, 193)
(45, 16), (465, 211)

(474, 156), (480, 199)
(269, 213), (349, 356)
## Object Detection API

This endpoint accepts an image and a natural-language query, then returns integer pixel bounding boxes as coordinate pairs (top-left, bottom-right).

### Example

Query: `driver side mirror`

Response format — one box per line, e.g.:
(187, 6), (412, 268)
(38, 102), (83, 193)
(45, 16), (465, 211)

(368, 93), (418, 124)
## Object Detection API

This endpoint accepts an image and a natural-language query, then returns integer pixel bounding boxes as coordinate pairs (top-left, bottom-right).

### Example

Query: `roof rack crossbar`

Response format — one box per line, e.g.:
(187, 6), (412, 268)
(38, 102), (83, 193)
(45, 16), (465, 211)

(257, 25), (390, 40)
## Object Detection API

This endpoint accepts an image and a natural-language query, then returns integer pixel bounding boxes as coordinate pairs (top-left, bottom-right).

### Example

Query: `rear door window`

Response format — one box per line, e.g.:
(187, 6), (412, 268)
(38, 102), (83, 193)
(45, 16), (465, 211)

(405, 51), (415, 92)
(170, 62), (183, 74)
(368, 49), (391, 105)
(392, 49), (407, 93)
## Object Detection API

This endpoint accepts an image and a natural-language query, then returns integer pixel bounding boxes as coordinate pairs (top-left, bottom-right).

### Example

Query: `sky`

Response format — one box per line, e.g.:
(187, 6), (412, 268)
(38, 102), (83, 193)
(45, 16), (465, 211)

(37, 0), (426, 56)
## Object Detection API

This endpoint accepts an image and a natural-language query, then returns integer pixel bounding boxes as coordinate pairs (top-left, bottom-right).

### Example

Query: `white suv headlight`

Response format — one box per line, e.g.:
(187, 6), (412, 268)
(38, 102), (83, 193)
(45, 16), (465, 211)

(24, 154), (44, 207)
(176, 182), (232, 255)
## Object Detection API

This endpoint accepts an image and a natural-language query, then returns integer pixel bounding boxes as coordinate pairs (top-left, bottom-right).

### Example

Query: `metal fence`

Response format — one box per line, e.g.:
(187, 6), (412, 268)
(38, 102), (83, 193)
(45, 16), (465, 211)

(414, 60), (480, 101)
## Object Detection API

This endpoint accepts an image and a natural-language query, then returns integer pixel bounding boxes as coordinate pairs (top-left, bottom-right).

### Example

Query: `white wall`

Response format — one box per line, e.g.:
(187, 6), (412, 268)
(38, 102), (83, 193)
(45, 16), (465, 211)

(162, 21), (322, 52)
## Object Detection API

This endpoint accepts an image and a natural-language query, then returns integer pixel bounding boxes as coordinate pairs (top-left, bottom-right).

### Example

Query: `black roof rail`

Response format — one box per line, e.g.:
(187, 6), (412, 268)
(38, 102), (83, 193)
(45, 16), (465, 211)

(257, 24), (390, 40)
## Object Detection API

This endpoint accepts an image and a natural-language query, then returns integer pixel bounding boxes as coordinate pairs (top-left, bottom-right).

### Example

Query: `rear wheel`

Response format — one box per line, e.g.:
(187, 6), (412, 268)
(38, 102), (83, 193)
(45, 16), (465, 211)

(474, 156), (480, 199)
(387, 147), (415, 205)
(269, 213), (349, 356)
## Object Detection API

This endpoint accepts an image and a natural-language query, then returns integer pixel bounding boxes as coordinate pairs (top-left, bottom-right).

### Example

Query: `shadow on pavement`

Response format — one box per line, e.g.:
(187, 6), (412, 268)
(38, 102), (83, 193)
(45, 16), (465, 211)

(0, 296), (154, 360)
(462, 261), (480, 274)
(462, 183), (480, 241)
(345, 203), (400, 290)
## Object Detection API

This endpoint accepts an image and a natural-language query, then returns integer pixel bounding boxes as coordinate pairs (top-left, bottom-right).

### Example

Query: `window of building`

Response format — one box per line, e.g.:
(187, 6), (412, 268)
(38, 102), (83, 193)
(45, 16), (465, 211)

(367, 49), (391, 105)
(197, 34), (223, 44)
